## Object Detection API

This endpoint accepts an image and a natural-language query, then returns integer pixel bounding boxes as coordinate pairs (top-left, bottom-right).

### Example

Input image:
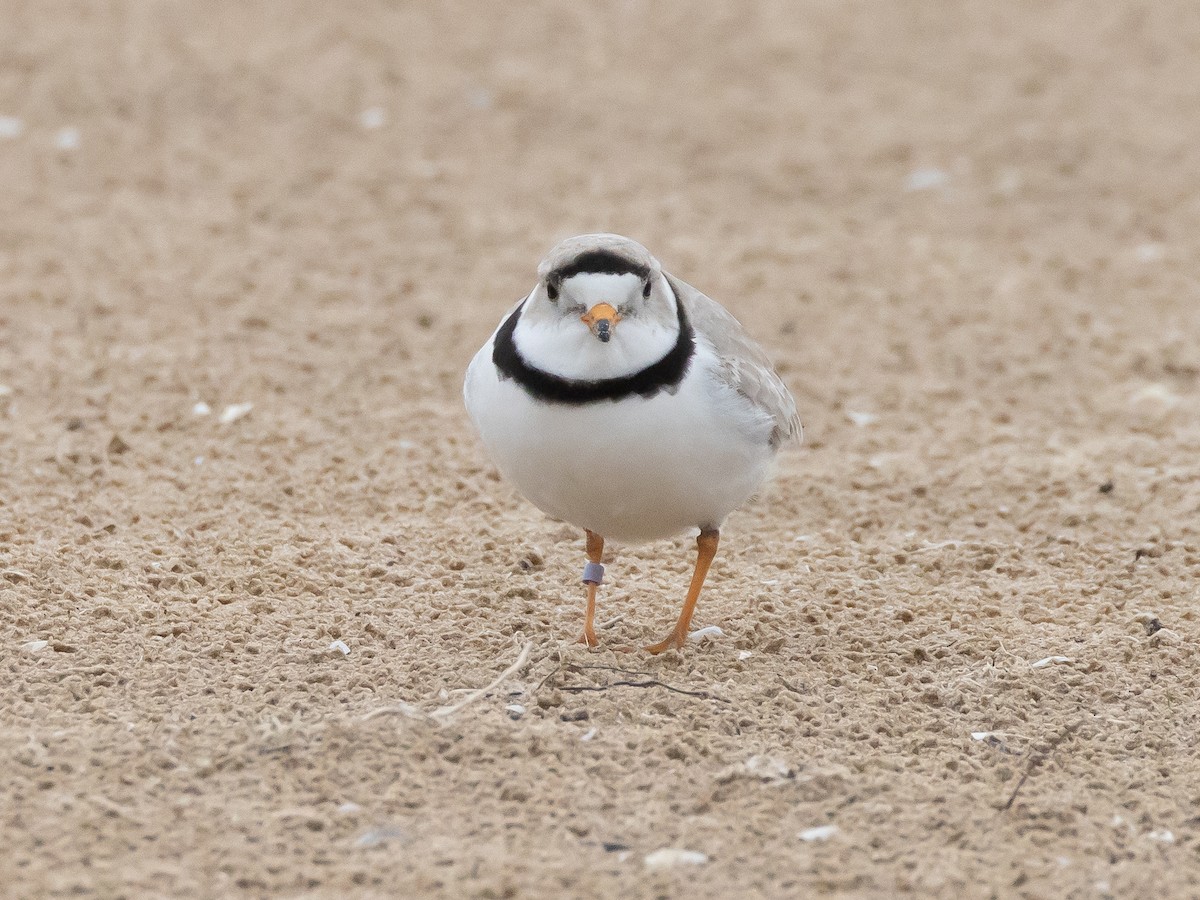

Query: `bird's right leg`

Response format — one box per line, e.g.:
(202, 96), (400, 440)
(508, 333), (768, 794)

(645, 528), (719, 654)
(577, 529), (605, 647)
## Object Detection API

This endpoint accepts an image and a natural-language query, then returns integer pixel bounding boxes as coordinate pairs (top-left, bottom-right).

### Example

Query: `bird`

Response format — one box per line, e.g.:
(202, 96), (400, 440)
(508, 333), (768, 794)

(464, 234), (800, 653)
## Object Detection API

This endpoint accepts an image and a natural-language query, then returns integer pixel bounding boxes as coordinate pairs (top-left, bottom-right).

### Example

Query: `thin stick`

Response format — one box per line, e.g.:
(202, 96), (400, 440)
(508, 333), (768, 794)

(558, 679), (724, 701)
(361, 701), (429, 722)
(430, 642), (533, 722)
(529, 651), (565, 697)
(568, 663), (654, 677)
(1001, 719), (1084, 811)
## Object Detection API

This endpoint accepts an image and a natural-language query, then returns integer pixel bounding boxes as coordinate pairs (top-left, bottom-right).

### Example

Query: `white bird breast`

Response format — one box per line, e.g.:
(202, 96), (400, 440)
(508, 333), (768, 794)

(464, 332), (776, 544)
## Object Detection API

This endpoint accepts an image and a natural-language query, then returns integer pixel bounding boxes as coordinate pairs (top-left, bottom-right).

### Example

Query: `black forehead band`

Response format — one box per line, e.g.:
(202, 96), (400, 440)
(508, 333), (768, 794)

(547, 250), (651, 285)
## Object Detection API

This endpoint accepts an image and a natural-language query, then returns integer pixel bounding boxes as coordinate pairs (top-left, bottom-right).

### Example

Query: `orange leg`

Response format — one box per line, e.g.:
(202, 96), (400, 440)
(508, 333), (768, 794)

(646, 529), (719, 654)
(577, 529), (605, 647)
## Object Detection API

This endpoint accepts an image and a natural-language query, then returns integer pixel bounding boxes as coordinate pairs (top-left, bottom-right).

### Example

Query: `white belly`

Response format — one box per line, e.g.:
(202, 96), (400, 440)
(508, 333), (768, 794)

(464, 342), (776, 544)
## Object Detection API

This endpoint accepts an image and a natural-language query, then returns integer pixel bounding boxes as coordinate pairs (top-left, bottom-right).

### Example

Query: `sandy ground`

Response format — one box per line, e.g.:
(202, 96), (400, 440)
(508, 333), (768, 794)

(3, 1), (1200, 897)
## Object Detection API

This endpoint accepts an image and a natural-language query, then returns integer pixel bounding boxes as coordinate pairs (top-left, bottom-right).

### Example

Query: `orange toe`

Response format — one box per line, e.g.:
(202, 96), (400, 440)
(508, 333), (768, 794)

(644, 631), (687, 655)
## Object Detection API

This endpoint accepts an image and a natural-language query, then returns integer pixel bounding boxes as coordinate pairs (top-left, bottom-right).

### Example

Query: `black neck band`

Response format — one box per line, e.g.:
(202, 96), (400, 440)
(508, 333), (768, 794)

(492, 289), (695, 405)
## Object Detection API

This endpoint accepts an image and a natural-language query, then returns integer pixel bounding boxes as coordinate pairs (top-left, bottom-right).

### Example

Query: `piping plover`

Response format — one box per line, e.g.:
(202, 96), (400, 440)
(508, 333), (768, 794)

(464, 234), (800, 652)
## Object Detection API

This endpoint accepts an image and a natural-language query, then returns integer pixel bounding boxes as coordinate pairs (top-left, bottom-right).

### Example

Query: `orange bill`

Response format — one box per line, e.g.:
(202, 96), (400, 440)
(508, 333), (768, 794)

(581, 303), (620, 342)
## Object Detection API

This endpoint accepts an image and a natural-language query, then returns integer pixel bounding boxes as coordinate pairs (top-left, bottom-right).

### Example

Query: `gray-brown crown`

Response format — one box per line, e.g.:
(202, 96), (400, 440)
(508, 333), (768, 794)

(537, 234), (661, 286)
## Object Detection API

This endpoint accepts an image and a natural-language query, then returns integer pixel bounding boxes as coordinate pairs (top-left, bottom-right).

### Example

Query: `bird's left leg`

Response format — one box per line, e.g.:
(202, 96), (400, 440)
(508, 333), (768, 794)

(645, 528), (719, 654)
(577, 529), (605, 647)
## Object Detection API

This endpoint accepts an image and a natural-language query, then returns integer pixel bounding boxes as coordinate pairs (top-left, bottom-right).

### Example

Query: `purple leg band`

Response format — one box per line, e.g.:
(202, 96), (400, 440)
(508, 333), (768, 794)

(582, 562), (605, 585)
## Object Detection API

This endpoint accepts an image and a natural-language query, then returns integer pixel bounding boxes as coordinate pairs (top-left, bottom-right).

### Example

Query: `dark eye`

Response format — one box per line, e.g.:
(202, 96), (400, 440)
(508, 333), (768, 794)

(546, 283), (559, 301)
(642, 280), (652, 299)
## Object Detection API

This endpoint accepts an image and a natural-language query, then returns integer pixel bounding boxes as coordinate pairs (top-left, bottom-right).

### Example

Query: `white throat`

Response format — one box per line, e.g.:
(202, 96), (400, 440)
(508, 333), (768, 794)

(512, 296), (679, 382)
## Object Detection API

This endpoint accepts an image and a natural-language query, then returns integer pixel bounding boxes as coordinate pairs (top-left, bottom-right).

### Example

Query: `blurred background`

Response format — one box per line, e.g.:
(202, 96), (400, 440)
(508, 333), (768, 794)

(4, 1), (1198, 438)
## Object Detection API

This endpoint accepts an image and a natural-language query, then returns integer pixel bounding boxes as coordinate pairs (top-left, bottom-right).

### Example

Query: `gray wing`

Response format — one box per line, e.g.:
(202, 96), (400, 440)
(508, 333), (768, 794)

(667, 273), (802, 448)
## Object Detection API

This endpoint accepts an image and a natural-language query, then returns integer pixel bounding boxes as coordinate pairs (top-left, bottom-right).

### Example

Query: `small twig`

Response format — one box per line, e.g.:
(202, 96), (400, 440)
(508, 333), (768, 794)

(598, 614), (625, 630)
(430, 641), (533, 722)
(529, 650), (566, 697)
(994, 641), (1026, 664)
(567, 663), (653, 678)
(558, 679), (724, 701)
(362, 643), (536, 723)
(1001, 719), (1084, 812)
(361, 701), (429, 722)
